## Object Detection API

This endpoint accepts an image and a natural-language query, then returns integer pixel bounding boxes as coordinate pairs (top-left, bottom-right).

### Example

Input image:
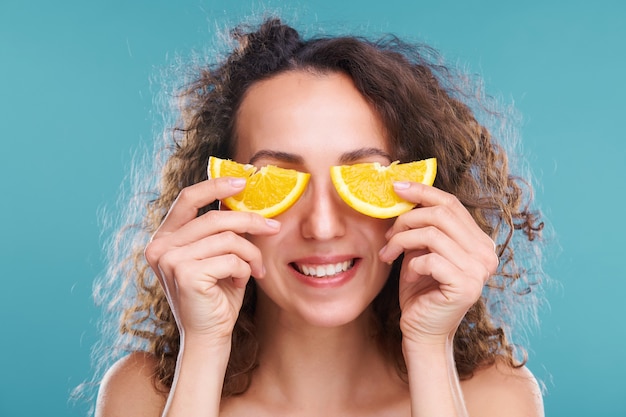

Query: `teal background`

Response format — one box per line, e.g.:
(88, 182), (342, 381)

(1, 1), (624, 416)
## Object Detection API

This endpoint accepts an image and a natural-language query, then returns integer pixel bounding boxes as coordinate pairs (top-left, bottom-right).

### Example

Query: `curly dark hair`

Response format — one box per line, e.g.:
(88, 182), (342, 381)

(95, 16), (545, 400)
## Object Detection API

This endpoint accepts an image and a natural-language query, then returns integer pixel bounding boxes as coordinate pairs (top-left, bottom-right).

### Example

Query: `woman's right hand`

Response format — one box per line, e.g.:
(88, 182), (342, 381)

(144, 177), (281, 347)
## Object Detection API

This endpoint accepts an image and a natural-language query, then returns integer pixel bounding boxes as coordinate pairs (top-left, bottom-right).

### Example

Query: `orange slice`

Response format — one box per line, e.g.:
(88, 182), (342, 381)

(208, 156), (311, 218)
(330, 158), (437, 219)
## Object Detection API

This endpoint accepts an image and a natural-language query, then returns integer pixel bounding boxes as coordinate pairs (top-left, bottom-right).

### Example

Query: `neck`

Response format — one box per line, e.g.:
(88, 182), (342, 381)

(249, 293), (405, 412)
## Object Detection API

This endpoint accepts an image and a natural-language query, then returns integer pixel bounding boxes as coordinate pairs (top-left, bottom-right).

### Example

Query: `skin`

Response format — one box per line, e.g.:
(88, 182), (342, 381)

(96, 70), (544, 417)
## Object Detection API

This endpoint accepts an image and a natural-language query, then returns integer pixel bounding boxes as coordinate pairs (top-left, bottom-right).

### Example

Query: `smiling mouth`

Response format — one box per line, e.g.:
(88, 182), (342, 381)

(291, 259), (356, 278)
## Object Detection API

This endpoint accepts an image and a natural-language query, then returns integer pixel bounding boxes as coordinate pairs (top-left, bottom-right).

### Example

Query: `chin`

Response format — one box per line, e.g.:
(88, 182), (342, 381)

(292, 301), (373, 329)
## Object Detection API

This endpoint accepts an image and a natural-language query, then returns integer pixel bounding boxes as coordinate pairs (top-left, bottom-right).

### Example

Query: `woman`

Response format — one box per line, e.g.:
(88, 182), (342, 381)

(94, 17), (545, 416)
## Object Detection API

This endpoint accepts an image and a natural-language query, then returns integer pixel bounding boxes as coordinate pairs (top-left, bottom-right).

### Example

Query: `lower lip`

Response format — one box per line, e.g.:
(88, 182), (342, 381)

(292, 260), (359, 289)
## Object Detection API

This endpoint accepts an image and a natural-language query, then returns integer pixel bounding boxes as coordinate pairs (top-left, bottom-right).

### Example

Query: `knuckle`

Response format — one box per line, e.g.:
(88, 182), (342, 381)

(159, 250), (179, 272)
(432, 204), (452, 219)
(144, 239), (165, 265)
(442, 193), (459, 208)
(172, 260), (193, 281)
(224, 253), (241, 268)
(422, 253), (437, 270)
(245, 211), (259, 223)
(220, 230), (239, 245)
(177, 186), (195, 203)
(409, 252), (432, 271)
(488, 251), (500, 274)
(203, 209), (221, 223)
(243, 211), (264, 228)
(482, 238), (500, 274)
(235, 255), (252, 276)
(225, 254), (251, 277)
(477, 264), (491, 285)
(425, 225), (441, 241)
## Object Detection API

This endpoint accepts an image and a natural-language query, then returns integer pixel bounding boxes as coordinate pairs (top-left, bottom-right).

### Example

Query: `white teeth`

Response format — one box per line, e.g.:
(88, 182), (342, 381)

(295, 260), (355, 278)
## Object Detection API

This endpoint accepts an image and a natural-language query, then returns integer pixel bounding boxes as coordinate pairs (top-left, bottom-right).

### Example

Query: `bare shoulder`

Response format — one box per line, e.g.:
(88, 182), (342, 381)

(95, 351), (167, 417)
(461, 360), (544, 417)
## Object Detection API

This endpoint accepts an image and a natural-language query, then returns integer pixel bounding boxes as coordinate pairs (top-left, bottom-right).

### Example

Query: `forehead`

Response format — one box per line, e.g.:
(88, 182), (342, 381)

(233, 70), (389, 164)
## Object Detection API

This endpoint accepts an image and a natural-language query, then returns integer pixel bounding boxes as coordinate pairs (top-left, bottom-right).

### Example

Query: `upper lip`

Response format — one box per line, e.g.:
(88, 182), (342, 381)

(289, 255), (359, 276)
(290, 255), (358, 265)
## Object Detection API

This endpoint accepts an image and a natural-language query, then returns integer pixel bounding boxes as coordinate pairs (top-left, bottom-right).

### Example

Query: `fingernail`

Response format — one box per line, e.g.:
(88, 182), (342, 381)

(393, 181), (410, 190)
(229, 177), (247, 187)
(265, 218), (281, 228)
(378, 245), (388, 258)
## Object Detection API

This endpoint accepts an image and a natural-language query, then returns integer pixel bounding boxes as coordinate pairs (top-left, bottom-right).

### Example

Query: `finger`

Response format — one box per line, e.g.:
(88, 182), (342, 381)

(381, 226), (494, 283)
(145, 210), (280, 272)
(389, 182), (498, 267)
(380, 226), (469, 270)
(385, 205), (487, 256)
(156, 177), (247, 236)
(204, 254), (255, 290)
(165, 253), (254, 295)
(199, 254), (254, 289)
(392, 181), (459, 206)
(402, 252), (486, 304)
(393, 182), (476, 224)
(169, 209), (281, 248)
(157, 231), (266, 279)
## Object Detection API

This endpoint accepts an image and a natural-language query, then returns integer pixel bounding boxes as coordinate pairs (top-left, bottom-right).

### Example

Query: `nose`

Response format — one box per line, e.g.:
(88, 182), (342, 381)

(299, 176), (347, 241)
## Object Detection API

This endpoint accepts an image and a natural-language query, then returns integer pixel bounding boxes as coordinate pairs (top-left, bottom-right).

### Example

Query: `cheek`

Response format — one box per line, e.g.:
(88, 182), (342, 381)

(366, 218), (394, 243)
(246, 234), (272, 251)
(245, 230), (287, 259)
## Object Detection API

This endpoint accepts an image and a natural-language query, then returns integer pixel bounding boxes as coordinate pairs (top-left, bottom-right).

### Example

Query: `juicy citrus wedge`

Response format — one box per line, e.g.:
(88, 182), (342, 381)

(330, 158), (437, 219)
(208, 156), (311, 218)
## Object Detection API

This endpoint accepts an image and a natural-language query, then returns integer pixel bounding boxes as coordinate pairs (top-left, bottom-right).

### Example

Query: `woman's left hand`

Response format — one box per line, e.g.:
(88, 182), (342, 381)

(378, 181), (500, 346)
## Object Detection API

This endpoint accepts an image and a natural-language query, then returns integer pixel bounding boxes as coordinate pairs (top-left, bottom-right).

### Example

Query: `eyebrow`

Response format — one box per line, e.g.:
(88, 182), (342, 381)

(338, 147), (392, 164)
(248, 150), (305, 165)
(248, 147), (392, 165)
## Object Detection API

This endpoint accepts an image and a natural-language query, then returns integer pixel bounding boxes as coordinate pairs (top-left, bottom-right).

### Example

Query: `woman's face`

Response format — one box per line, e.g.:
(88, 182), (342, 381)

(234, 70), (394, 328)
